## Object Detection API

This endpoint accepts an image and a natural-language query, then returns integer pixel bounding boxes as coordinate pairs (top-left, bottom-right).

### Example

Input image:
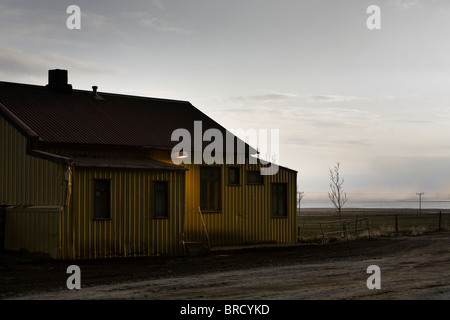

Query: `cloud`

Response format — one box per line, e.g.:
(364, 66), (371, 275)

(379, 95), (397, 100)
(388, 0), (423, 10)
(0, 44), (126, 83)
(140, 17), (194, 34)
(208, 101), (383, 154)
(368, 155), (450, 195)
(434, 107), (450, 124)
(151, 0), (166, 10)
(122, 12), (194, 35)
(250, 93), (298, 103)
(285, 136), (372, 148)
(230, 93), (298, 105)
(0, 46), (48, 76)
(0, 3), (126, 48)
(290, 106), (382, 128)
(307, 95), (369, 103)
(0, 3), (62, 39)
(82, 11), (116, 30)
(211, 95), (384, 134)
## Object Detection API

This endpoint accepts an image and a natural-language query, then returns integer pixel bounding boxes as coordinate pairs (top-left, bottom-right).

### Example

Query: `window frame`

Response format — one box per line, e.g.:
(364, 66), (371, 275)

(200, 166), (222, 213)
(153, 181), (169, 219)
(247, 170), (264, 185)
(272, 183), (288, 218)
(228, 166), (241, 186)
(94, 179), (111, 221)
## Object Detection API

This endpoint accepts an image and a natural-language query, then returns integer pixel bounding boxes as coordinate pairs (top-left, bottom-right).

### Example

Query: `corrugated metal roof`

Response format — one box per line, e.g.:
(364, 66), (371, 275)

(0, 81), (250, 151)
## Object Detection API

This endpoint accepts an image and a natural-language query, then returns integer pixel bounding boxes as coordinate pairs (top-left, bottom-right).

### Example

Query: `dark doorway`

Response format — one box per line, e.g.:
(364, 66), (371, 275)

(0, 206), (7, 250)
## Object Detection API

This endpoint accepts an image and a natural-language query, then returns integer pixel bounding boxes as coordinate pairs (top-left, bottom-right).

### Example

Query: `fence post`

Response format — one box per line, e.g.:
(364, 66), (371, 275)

(395, 214), (399, 234)
(438, 211), (442, 232)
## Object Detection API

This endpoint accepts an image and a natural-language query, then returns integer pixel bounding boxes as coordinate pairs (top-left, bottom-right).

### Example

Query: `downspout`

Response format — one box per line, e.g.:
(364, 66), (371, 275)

(67, 166), (74, 260)
(59, 165), (73, 259)
(63, 166), (73, 208)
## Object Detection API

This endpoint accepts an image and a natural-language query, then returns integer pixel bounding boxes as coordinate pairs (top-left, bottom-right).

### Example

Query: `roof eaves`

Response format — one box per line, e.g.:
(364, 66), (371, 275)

(28, 150), (72, 165)
(0, 101), (41, 143)
(70, 157), (188, 171)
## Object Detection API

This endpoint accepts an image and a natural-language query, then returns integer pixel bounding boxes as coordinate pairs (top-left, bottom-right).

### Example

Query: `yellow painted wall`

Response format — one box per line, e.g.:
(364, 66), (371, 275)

(1, 113), (297, 258)
(61, 167), (185, 259)
(181, 163), (297, 246)
(1, 115), (186, 259)
(149, 148), (298, 246)
(0, 116), (66, 206)
(1, 116), (67, 257)
(5, 207), (62, 258)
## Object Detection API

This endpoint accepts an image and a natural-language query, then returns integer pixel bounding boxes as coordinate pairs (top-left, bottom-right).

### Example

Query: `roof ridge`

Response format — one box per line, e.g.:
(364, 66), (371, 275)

(0, 77), (256, 156)
(0, 80), (190, 104)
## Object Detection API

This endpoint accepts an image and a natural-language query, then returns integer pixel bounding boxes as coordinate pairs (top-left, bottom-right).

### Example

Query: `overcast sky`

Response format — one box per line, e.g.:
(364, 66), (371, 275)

(2, 0), (450, 201)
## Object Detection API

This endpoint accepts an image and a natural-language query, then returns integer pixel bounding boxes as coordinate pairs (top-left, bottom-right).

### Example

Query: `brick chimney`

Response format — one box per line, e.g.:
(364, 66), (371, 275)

(46, 69), (72, 92)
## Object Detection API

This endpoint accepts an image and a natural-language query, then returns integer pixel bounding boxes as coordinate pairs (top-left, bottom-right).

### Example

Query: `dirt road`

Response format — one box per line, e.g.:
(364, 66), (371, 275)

(1, 233), (449, 300)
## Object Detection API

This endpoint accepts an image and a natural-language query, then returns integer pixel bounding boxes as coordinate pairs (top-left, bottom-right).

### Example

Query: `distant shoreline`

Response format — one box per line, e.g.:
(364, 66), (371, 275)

(298, 207), (450, 215)
(299, 199), (450, 211)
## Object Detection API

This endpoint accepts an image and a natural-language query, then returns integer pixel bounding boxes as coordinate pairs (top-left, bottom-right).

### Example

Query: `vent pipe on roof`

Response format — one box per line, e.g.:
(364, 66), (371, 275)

(46, 69), (72, 93)
(92, 85), (105, 100)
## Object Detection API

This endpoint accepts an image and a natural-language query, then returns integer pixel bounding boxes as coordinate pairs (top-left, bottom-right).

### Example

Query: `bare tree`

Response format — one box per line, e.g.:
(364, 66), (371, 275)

(297, 187), (304, 212)
(328, 162), (348, 219)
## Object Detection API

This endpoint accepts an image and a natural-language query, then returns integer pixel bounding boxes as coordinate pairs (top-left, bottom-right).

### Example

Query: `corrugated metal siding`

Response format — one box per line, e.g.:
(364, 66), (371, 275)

(1, 116), (67, 258)
(5, 208), (61, 258)
(0, 116), (66, 206)
(62, 167), (185, 259)
(1, 112), (296, 257)
(151, 152), (297, 246)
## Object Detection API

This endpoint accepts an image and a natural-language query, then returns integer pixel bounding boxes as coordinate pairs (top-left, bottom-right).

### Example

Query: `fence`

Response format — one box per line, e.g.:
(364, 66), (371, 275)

(297, 210), (450, 242)
(318, 217), (371, 244)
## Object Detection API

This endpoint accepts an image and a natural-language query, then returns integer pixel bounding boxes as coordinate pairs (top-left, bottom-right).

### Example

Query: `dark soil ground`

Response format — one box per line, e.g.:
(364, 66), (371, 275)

(1, 232), (449, 301)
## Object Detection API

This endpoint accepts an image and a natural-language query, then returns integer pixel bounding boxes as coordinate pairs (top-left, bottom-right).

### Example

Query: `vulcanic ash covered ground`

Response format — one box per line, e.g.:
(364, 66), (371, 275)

(1, 232), (449, 300)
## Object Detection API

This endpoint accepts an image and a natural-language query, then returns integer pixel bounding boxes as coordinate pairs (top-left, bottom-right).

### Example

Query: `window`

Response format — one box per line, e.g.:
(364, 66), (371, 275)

(200, 167), (221, 212)
(247, 170), (264, 185)
(154, 181), (169, 219)
(272, 183), (287, 218)
(228, 167), (240, 186)
(94, 179), (110, 220)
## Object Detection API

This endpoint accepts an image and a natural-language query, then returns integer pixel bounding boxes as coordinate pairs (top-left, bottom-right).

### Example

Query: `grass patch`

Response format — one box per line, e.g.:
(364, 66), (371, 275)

(297, 210), (450, 241)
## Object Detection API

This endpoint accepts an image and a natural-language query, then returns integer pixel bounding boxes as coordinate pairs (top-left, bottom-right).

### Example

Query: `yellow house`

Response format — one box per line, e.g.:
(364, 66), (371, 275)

(0, 70), (297, 259)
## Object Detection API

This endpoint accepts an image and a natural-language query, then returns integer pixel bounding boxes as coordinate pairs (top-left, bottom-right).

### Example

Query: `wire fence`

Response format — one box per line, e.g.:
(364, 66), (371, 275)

(297, 209), (450, 242)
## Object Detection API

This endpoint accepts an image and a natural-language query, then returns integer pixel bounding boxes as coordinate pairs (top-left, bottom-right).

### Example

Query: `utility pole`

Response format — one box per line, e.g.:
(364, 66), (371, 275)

(416, 192), (424, 213)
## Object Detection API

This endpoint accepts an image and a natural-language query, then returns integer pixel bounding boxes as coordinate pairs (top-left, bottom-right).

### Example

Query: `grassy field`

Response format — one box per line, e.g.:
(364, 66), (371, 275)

(297, 208), (450, 243)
